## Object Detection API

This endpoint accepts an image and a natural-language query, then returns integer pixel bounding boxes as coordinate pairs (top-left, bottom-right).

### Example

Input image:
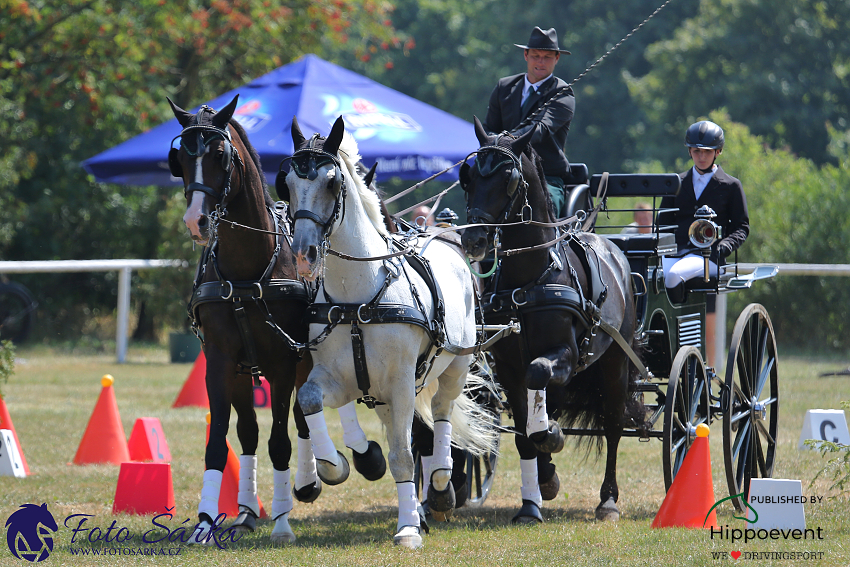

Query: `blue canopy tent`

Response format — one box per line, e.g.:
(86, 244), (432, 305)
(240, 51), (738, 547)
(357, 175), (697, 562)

(82, 54), (478, 186)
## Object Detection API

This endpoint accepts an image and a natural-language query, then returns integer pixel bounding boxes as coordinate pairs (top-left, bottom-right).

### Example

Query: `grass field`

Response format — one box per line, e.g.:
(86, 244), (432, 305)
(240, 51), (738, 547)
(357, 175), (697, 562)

(0, 344), (848, 566)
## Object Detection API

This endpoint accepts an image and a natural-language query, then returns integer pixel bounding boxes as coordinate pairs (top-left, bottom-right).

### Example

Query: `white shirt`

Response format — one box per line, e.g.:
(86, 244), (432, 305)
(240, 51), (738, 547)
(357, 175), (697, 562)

(521, 73), (553, 106)
(692, 165), (717, 201)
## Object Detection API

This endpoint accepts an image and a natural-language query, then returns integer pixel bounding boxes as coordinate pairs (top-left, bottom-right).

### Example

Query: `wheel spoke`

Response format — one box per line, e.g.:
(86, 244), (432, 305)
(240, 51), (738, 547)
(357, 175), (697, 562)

(690, 377), (705, 420)
(735, 422), (752, 486)
(736, 348), (752, 399)
(755, 420), (776, 447)
(671, 435), (687, 454)
(732, 419), (751, 460)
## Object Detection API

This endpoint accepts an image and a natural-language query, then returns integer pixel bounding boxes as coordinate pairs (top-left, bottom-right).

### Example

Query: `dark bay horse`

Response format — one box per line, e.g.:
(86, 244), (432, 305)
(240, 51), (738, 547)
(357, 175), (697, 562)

(460, 117), (643, 522)
(168, 95), (317, 543)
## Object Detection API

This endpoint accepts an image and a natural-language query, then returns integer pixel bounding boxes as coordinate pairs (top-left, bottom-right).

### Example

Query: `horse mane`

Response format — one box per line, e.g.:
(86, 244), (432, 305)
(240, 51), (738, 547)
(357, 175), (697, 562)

(228, 118), (275, 209)
(521, 144), (556, 219)
(338, 133), (389, 236)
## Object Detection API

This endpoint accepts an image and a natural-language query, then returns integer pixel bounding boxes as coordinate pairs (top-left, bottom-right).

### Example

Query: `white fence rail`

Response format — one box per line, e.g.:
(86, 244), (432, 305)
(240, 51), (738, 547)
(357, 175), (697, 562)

(713, 263), (850, 368)
(0, 259), (188, 363)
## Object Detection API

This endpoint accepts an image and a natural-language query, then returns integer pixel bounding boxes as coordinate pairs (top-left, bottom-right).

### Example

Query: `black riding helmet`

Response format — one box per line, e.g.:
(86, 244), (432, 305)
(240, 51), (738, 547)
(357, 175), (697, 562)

(685, 120), (724, 150)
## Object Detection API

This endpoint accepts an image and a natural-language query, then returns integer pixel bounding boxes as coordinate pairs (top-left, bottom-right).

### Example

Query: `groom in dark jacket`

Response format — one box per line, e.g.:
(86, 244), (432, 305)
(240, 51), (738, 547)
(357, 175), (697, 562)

(483, 26), (575, 217)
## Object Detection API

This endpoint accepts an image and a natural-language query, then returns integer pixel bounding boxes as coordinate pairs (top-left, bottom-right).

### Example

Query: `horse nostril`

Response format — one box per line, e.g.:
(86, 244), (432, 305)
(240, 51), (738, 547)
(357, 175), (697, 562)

(306, 245), (318, 264)
(198, 215), (208, 229)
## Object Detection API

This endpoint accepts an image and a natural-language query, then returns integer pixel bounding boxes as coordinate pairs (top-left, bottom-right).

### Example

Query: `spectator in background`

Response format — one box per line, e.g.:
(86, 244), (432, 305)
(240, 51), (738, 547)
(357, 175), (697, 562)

(621, 202), (653, 234)
(411, 205), (434, 227)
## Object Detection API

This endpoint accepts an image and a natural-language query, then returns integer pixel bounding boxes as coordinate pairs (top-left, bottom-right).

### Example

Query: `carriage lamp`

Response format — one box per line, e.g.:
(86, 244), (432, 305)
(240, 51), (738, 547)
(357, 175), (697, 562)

(688, 206), (719, 282)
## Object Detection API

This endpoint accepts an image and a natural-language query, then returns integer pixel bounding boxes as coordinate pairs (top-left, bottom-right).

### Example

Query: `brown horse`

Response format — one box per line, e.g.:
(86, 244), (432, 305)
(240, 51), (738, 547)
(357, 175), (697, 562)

(460, 117), (643, 522)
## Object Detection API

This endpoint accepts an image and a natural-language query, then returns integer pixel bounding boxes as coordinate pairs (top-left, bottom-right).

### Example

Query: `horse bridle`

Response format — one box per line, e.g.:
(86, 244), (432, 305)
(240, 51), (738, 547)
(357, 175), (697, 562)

(169, 119), (240, 204)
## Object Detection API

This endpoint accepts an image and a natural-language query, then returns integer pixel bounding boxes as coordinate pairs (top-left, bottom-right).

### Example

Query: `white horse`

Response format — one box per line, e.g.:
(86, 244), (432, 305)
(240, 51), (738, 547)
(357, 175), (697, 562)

(278, 116), (498, 549)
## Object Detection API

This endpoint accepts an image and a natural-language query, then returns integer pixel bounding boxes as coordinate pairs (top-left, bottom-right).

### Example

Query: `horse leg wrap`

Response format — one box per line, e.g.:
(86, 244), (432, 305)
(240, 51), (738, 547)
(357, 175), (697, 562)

(304, 411), (339, 467)
(520, 458), (543, 508)
(293, 436), (322, 503)
(526, 389), (549, 436)
(396, 481), (420, 533)
(272, 468), (294, 519)
(338, 401), (370, 454)
(430, 420), (453, 491)
(237, 455), (260, 518)
(198, 469), (222, 521)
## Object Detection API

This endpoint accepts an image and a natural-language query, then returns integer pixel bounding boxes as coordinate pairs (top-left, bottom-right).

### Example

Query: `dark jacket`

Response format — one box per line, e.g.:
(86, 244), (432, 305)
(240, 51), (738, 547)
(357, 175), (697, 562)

(482, 73), (574, 180)
(656, 166), (749, 264)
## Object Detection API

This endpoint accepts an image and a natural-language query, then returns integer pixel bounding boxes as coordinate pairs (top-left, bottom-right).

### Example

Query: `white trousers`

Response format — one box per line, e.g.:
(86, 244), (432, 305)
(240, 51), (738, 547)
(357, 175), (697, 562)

(662, 254), (718, 288)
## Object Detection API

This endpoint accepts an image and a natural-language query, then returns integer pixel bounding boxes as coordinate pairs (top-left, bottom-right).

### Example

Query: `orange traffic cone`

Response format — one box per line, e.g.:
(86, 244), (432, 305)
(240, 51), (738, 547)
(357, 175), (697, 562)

(204, 413), (267, 519)
(113, 462), (175, 515)
(652, 423), (718, 528)
(173, 352), (209, 408)
(0, 394), (30, 474)
(73, 375), (131, 465)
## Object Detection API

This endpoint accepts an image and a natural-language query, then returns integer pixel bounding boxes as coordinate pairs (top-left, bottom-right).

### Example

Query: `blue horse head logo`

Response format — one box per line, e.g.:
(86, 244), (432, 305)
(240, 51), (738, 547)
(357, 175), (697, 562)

(5, 503), (58, 562)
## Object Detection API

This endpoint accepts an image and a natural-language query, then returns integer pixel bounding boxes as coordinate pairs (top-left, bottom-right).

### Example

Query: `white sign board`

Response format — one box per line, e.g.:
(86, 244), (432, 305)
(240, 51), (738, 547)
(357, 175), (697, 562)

(0, 429), (26, 478)
(798, 409), (850, 449)
(747, 478), (805, 530)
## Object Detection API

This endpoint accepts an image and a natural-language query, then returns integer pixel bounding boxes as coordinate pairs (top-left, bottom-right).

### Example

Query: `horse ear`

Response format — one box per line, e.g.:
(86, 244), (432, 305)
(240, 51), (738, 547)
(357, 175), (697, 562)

(473, 115), (489, 146)
(167, 97), (194, 128)
(323, 116), (346, 156)
(291, 116), (307, 150)
(363, 161), (378, 187)
(511, 124), (536, 156)
(212, 95), (239, 128)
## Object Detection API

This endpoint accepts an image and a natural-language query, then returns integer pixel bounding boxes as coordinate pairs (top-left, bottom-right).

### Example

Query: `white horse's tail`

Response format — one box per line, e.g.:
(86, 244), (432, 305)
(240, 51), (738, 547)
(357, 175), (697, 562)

(414, 362), (501, 458)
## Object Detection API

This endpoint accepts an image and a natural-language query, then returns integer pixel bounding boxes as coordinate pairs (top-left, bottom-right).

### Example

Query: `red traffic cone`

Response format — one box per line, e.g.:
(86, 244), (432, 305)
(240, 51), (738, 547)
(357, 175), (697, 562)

(173, 352), (209, 408)
(73, 375), (131, 465)
(0, 394), (30, 475)
(205, 413), (267, 519)
(652, 423), (718, 528)
(113, 462), (175, 515)
(128, 417), (171, 463)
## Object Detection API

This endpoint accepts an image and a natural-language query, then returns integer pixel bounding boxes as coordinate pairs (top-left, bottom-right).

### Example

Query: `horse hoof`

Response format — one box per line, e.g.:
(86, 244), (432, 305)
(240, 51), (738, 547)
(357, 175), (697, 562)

(511, 500), (543, 525)
(187, 519), (216, 546)
(352, 440), (386, 481)
(452, 471), (468, 508)
(426, 476), (456, 521)
(293, 480), (323, 503)
(530, 421), (565, 454)
(270, 513), (296, 544)
(316, 451), (350, 485)
(393, 526), (423, 549)
(539, 469), (560, 501)
(417, 503), (430, 535)
(595, 497), (620, 522)
(231, 508), (257, 533)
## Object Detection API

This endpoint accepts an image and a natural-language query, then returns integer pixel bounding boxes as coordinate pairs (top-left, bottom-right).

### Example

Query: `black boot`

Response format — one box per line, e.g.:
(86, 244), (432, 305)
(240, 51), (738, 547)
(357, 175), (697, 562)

(667, 281), (687, 304)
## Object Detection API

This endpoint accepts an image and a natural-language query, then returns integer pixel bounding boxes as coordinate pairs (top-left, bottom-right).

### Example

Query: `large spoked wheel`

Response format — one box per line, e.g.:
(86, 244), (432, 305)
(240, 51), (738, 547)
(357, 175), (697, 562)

(723, 304), (779, 511)
(0, 282), (37, 343)
(464, 411), (500, 508)
(663, 346), (710, 491)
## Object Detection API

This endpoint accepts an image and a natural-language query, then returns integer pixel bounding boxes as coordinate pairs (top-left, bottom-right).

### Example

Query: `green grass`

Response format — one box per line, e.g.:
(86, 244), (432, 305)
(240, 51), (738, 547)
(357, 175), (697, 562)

(0, 346), (848, 566)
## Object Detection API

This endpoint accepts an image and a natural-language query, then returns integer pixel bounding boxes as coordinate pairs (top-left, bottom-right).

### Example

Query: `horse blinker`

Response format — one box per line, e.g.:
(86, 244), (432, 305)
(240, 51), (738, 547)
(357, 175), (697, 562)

(168, 147), (183, 178)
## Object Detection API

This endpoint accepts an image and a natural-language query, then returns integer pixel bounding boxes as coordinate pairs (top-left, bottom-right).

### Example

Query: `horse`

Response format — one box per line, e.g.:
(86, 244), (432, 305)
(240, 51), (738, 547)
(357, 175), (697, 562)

(459, 116), (644, 522)
(278, 115), (498, 549)
(167, 96), (385, 544)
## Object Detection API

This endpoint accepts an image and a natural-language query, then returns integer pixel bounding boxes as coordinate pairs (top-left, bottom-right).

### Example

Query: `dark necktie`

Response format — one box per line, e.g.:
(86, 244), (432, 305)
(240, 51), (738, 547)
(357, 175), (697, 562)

(521, 88), (539, 115)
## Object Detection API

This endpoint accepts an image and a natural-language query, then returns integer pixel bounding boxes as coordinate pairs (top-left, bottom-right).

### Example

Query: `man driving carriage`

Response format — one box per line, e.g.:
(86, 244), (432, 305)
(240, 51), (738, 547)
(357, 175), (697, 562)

(482, 26), (575, 218)
(656, 120), (750, 364)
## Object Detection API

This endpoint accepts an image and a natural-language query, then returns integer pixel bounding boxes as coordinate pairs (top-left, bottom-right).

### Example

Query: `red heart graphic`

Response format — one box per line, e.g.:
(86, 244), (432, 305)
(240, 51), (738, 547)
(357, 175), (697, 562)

(731, 551), (742, 560)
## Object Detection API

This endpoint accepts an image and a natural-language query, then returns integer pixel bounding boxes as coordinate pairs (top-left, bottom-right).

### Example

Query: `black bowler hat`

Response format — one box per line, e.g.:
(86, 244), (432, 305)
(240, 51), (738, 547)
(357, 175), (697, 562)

(514, 26), (571, 55)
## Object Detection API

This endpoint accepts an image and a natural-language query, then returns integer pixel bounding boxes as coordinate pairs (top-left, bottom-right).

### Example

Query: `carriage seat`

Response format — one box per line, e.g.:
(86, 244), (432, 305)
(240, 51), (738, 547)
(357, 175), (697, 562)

(602, 233), (677, 257)
(563, 163), (588, 187)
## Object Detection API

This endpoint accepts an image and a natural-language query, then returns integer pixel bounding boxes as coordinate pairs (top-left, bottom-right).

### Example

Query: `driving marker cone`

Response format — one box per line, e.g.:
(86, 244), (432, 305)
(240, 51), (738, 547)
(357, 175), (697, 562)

(73, 375), (131, 465)
(172, 351), (209, 408)
(652, 423), (718, 528)
(0, 393), (30, 474)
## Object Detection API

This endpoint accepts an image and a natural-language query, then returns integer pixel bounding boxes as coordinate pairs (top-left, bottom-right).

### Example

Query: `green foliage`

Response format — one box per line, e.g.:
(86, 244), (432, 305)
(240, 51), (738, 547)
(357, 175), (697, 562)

(806, 401), (850, 498)
(0, 340), (15, 398)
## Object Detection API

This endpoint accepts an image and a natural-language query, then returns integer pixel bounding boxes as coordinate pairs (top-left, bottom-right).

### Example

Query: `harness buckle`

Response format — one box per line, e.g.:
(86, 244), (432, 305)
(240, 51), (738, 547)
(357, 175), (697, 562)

(327, 305), (342, 324)
(357, 304), (372, 324)
(253, 282), (263, 300)
(511, 288), (528, 306)
(520, 203), (532, 223)
(221, 281), (234, 300)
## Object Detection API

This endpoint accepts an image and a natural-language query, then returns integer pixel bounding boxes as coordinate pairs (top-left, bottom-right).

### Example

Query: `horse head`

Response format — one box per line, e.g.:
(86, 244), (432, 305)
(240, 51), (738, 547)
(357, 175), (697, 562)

(460, 116), (536, 261)
(279, 115), (347, 280)
(167, 95), (241, 246)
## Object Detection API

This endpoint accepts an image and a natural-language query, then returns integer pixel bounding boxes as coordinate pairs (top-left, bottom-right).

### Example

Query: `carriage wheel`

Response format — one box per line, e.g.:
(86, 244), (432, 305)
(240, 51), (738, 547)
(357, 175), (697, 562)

(723, 304), (779, 512)
(663, 346), (710, 490)
(463, 411), (500, 508)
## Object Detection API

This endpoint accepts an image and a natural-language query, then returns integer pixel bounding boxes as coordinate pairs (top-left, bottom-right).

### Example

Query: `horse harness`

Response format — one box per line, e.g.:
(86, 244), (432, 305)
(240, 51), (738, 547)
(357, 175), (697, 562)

(176, 115), (311, 384)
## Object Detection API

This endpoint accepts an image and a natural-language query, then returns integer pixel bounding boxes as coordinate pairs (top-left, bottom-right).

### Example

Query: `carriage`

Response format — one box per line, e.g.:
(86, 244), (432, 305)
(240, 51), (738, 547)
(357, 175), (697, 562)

(456, 168), (779, 514)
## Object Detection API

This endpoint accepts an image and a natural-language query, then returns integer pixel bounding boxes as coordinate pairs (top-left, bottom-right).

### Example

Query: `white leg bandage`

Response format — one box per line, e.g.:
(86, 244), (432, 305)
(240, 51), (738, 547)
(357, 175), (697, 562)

(198, 469), (223, 520)
(432, 420), (454, 472)
(520, 458), (543, 507)
(294, 436), (318, 490)
(237, 454), (260, 517)
(338, 401), (369, 454)
(272, 468), (293, 520)
(396, 481), (420, 532)
(527, 389), (549, 436)
(304, 411), (339, 466)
